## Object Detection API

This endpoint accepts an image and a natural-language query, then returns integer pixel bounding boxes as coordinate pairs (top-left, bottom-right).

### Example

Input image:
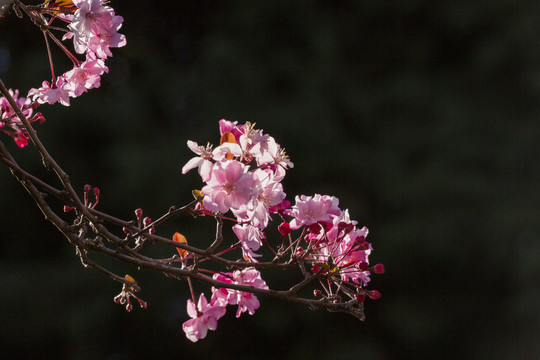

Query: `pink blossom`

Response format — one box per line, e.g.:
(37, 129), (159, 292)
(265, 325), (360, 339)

(182, 293), (226, 343)
(284, 194), (341, 229)
(63, 56), (108, 97)
(28, 77), (71, 106)
(243, 168), (286, 228)
(201, 160), (258, 213)
(67, 0), (125, 57)
(219, 119), (244, 142)
(182, 141), (243, 182)
(211, 267), (268, 318)
(0, 89), (33, 123)
(233, 224), (263, 261)
(86, 14), (126, 59)
(181, 141), (215, 182)
(252, 135), (294, 170)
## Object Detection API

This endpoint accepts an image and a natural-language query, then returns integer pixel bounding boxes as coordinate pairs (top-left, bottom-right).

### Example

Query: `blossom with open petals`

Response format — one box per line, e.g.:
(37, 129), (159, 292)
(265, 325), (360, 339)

(182, 293), (226, 342)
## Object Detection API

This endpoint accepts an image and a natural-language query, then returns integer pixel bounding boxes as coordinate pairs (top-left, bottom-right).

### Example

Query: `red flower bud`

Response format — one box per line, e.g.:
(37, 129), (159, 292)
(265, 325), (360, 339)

(355, 293), (366, 302)
(372, 264), (385, 274)
(278, 222), (291, 237)
(366, 290), (381, 300)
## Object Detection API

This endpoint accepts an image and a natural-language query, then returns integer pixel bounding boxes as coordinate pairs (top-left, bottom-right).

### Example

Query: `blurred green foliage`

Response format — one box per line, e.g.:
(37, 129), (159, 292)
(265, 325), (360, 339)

(1, 0), (540, 359)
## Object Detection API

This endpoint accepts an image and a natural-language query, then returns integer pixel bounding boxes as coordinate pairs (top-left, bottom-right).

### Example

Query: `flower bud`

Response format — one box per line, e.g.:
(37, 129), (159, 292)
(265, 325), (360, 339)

(278, 222), (291, 237)
(366, 290), (381, 300)
(355, 293), (366, 302)
(313, 289), (323, 297)
(372, 264), (385, 274)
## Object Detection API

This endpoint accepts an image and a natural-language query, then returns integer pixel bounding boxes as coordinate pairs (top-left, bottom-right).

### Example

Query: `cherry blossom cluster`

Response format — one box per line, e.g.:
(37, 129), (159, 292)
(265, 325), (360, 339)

(183, 268), (268, 342)
(28, 0), (125, 106)
(182, 120), (293, 262)
(181, 120), (383, 341)
(0, 89), (43, 147)
(1, 0), (124, 147)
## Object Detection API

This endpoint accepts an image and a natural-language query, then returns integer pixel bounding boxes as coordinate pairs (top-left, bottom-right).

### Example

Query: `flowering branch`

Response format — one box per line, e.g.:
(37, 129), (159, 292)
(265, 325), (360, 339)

(0, 0), (384, 343)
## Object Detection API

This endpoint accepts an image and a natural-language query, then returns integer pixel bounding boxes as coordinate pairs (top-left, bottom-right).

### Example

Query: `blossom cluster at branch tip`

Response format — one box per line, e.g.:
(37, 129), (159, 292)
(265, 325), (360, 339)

(0, 89), (39, 148)
(27, 0), (123, 107)
(2, 1), (125, 147)
(182, 267), (267, 342)
(181, 120), (383, 341)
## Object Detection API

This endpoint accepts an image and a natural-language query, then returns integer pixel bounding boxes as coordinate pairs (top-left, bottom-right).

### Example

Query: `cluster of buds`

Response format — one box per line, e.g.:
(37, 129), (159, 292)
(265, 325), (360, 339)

(122, 208), (154, 249)
(63, 184), (100, 213)
(113, 275), (147, 312)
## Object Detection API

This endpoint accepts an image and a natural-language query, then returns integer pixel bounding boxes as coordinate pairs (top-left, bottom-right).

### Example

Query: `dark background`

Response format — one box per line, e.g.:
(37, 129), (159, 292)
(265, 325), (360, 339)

(1, 1), (540, 359)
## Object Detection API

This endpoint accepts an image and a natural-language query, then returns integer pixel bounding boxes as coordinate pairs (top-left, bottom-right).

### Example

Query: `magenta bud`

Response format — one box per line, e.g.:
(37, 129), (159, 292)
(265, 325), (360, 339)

(308, 223), (321, 234)
(372, 264), (385, 274)
(29, 112), (45, 123)
(366, 290), (381, 300)
(135, 208), (143, 218)
(63, 205), (74, 212)
(321, 221), (333, 232)
(358, 261), (369, 271)
(355, 293), (366, 302)
(313, 289), (323, 297)
(122, 227), (131, 235)
(143, 217), (152, 227)
(355, 235), (365, 244)
(278, 222), (291, 237)
(84, 184), (91, 192)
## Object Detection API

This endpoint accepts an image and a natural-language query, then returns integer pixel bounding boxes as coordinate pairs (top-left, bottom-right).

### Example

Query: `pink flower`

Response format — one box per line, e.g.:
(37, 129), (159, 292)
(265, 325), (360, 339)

(201, 160), (258, 213)
(211, 267), (268, 318)
(63, 56), (108, 97)
(285, 194), (341, 229)
(66, 0), (125, 57)
(0, 89), (33, 123)
(182, 293), (226, 343)
(241, 168), (286, 228)
(252, 136), (294, 170)
(219, 119), (244, 142)
(28, 77), (71, 106)
(182, 141), (242, 182)
(233, 224), (263, 262)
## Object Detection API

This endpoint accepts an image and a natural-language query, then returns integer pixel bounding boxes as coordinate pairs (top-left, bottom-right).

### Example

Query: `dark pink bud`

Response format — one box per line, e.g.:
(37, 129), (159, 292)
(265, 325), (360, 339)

(358, 261), (369, 271)
(308, 223), (321, 234)
(29, 112), (45, 123)
(372, 264), (385, 274)
(311, 264), (321, 273)
(320, 221), (333, 232)
(355, 293), (366, 302)
(313, 289), (323, 297)
(63, 205), (75, 212)
(366, 290), (381, 300)
(135, 209), (142, 222)
(143, 217), (152, 227)
(278, 222), (291, 237)
(122, 227), (131, 235)
(355, 235), (365, 244)
(84, 184), (91, 192)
